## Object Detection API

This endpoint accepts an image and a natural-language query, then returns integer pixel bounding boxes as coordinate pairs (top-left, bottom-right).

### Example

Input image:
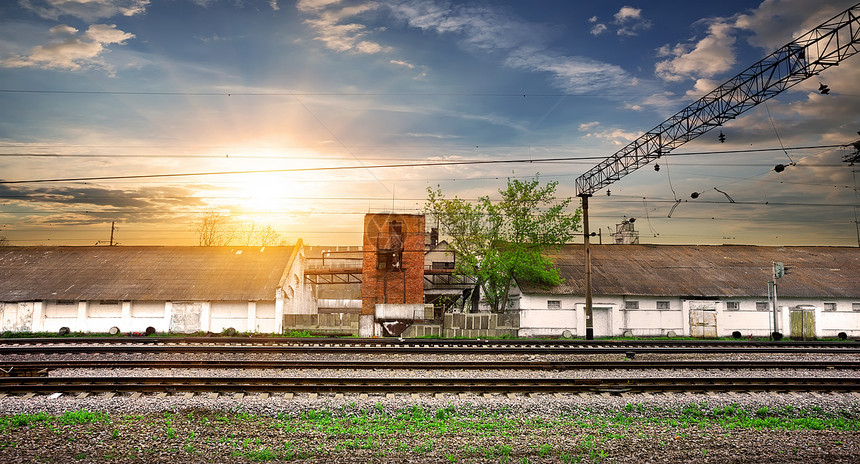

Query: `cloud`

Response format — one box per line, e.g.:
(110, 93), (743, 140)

(0, 23), (134, 71)
(590, 23), (607, 36)
(614, 6), (642, 23)
(385, 1), (635, 94)
(653, 1), (852, 84)
(389, 59), (413, 68)
(18, 0), (149, 22)
(269, 0), (279, 11)
(577, 121), (639, 145)
(655, 20), (736, 82)
(297, 0), (391, 54)
(734, 0), (852, 51)
(589, 6), (652, 37)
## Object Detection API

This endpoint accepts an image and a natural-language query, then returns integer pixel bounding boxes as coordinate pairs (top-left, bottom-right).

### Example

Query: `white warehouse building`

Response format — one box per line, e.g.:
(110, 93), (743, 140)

(513, 244), (860, 339)
(0, 244), (312, 334)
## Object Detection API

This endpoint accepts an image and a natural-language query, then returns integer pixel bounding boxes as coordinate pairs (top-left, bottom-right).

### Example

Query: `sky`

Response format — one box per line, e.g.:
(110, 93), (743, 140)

(0, 0), (858, 247)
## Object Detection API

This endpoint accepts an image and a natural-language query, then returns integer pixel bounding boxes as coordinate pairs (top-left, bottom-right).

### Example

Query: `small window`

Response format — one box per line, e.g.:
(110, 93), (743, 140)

(377, 250), (402, 271)
(56, 300), (76, 305)
(656, 301), (670, 310)
(625, 300), (639, 310)
(824, 302), (837, 312)
(99, 300), (119, 305)
(853, 303), (860, 312)
(726, 301), (740, 311)
(547, 300), (561, 309)
(756, 301), (769, 311)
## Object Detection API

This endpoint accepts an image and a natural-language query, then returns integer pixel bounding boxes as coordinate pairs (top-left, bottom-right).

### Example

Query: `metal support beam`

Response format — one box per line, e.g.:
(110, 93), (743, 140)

(575, 3), (860, 196)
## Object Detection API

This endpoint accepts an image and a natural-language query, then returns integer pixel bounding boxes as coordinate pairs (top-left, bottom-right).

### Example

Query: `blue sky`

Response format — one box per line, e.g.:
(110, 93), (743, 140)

(0, 0), (858, 246)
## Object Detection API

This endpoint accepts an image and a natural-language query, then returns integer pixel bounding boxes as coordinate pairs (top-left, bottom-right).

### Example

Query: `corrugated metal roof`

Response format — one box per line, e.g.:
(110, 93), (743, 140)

(0, 245), (301, 302)
(517, 244), (860, 298)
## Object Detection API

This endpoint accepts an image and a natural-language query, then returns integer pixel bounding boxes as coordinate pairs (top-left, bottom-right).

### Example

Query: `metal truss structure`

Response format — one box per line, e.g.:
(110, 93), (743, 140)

(575, 3), (860, 196)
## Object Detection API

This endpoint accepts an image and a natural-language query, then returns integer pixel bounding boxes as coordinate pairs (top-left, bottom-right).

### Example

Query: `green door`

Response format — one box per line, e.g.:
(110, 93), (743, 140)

(790, 309), (815, 340)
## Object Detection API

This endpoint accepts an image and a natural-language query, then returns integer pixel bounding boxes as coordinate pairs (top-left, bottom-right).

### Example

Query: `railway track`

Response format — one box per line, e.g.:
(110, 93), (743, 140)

(1, 336), (855, 349)
(0, 376), (856, 395)
(2, 359), (859, 372)
(2, 341), (858, 355)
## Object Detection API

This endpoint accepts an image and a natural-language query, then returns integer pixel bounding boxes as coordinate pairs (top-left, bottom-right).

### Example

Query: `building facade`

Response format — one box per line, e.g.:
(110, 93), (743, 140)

(360, 213), (426, 336)
(514, 244), (860, 339)
(0, 243), (310, 334)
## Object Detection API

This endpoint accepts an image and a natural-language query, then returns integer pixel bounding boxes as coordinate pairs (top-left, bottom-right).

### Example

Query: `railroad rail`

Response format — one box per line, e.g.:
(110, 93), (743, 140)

(2, 360), (858, 374)
(3, 344), (857, 355)
(0, 376), (856, 395)
(0, 336), (855, 349)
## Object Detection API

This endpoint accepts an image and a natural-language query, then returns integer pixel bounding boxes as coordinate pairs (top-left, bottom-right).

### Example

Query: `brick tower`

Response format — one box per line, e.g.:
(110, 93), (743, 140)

(360, 213), (425, 336)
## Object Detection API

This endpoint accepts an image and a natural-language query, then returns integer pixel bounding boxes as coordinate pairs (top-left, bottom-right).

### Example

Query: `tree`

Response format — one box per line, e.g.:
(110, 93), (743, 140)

(194, 210), (288, 246)
(194, 209), (237, 246)
(426, 177), (581, 313)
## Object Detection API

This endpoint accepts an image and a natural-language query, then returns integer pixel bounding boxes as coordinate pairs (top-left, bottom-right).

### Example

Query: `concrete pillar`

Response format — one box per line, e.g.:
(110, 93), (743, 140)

(200, 302), (211, 333)
(814, 306), (822, 339)
(121, 301), (132, 332)
(77, 301), (88, 332)
(31, 301), (44, 332)
(275, 289), (285, 334)
(359, 314), (375, 337)
(164, 302), (173, 332)
(248, 301), (257, 333)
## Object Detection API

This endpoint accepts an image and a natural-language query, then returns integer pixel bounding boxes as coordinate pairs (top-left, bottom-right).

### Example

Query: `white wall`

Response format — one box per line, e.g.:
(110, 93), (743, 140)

(517, 292), (860, 339)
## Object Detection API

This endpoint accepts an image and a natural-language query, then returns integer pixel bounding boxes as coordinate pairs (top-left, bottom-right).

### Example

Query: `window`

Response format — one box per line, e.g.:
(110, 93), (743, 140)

(656, 301), (670, 310)
(55, 300), (76, 305)
(824, 302), (837, 312)
(853, 303), (860, 312)
(547, 300), (561, 309)
(726, 301), (740, 311)
(99, 300), (119, 305)
(625, 300), (639, 309)
(376, 250), (402, 271)
(431, 261), (455, 270)
(756, 301), (769, 311)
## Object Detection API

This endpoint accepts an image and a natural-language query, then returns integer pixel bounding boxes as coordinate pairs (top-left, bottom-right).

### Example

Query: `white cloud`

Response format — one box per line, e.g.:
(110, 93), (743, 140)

(297, 0), (391, 55)
(614, 6), (643, 23)
(0, 23), (134, 71)
(734, 0), (852, 51)
(589, 5), (651, 37)
(390, 59), (414, 68)
(580, 126), (641, 145)
(590, 23), (607, 36)
(385, 1), (634, 94)
(655, 20), (736, 82)
(578, 121), (600, 131)
(269, 0), (279, 11)
(18, 0), (149, 22)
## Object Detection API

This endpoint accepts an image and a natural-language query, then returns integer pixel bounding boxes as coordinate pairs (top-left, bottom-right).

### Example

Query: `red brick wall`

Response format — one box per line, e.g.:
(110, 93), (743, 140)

(361, 214), (425, 315)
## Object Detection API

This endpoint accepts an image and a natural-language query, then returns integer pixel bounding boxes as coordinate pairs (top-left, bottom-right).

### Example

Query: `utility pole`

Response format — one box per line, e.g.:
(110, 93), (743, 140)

(580, 194), (593, 340)
(109, 221), (116, 246)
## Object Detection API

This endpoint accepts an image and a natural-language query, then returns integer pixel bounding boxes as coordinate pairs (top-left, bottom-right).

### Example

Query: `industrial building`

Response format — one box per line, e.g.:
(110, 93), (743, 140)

(1, 213), (859, 339)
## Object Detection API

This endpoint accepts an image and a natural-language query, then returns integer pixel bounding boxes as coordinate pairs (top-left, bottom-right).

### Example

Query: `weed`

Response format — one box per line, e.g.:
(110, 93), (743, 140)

(535, 443), (553, 456)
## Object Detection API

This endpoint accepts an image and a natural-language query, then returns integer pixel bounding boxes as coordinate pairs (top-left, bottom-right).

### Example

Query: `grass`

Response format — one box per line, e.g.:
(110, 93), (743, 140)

(0, 403), (857, 462)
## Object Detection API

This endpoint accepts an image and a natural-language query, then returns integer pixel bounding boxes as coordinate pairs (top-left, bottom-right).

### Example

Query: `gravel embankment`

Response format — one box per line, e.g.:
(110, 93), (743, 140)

(1, 347), (858, 463)
(0, 391), (858, 463)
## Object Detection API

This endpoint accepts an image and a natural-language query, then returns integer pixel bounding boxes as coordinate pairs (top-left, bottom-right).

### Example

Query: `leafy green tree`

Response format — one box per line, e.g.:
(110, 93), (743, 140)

(426, 177), (581, 313)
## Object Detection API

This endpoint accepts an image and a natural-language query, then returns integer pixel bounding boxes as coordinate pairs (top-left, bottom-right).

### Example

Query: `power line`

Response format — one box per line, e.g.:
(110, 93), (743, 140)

(0, 144), (847, 158)
(1, 143), (854, 185)
(0, 89), (617, 97)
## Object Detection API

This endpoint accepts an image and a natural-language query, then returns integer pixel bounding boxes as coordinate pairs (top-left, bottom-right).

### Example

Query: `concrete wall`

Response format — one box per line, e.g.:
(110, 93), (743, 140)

(8, 299), (281, 334)
(283, 313), (360, 335)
